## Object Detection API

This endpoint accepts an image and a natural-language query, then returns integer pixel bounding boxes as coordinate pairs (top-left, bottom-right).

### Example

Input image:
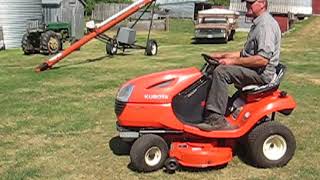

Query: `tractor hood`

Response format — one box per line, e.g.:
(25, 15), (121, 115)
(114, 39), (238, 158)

(116, 67), (202, 104)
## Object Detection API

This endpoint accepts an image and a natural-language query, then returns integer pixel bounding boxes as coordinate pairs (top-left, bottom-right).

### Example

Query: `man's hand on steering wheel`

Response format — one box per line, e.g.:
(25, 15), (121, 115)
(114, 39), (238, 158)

(202, 53), (237, 66)
(218, 58), (237, 65)
(209, 52), (238, 65)
(201, 53), (220, 66)
(210, 53), (225, 59)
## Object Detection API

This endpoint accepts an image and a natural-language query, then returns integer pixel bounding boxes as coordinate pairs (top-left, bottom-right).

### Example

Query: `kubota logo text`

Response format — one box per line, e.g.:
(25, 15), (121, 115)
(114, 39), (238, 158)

(144, 94), (169, 100)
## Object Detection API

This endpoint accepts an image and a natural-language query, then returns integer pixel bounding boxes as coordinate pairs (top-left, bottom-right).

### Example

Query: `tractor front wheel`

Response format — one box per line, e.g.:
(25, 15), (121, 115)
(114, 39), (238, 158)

(21, 33), (35, 55)
(40, 31), (61, 55)
(130, 134), (168, 172)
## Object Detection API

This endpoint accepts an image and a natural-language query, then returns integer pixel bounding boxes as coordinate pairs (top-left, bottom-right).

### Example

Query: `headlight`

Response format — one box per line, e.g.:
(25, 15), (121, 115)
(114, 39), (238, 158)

(116, 84), (134, 102)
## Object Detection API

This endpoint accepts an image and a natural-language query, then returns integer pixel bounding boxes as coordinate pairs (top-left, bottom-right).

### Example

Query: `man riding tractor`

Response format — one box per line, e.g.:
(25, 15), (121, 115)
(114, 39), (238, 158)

(196, 0), (282, 131)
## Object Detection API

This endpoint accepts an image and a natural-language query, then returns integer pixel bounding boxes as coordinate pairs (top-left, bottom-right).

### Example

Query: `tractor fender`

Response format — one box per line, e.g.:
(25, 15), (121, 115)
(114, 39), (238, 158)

(242, 94), (297, 131)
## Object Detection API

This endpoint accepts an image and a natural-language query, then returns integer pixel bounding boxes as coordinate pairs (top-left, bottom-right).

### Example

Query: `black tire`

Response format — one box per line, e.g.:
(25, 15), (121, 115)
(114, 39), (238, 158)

(228, 30), (236, 41)
(224, 35), (229, 44)
(145, 39), (158, 56)
(40, 31), (61, 55)
(106, 41), (117, 55)
(130, 134), (168, 172)
(164, 158), (178, 174)
(21, 33), (35, 55)
(245, 121), (296, 168)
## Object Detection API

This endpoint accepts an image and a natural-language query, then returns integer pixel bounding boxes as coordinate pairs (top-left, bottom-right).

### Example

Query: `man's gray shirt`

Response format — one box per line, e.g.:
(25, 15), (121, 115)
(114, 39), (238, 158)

(241, 12), (281, 83)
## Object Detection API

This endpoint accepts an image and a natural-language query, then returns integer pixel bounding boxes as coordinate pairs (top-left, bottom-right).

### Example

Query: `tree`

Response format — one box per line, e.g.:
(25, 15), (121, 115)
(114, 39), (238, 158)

(207, 0), (230, 6)
(84, 0), (133, 15)
(84, 0), (230, 15)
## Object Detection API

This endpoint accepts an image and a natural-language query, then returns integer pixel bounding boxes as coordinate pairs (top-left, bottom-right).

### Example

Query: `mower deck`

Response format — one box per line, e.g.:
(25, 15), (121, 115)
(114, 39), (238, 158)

(170, 142), (233, 168)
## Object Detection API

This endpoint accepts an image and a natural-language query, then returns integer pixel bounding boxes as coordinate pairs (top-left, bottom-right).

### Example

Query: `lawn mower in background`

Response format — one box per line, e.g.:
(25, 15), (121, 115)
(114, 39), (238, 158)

(35, 0), (158, 72)
(92, 6), (158, 57)
(87, 0), (159, 56)
(22, 19), (76, 55)
(113, 54), (297, 173)
(102, 27), (158, 56)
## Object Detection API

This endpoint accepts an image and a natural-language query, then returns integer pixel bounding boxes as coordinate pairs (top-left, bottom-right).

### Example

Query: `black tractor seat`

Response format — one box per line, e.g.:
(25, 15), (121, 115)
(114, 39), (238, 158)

(238, 64), (286, 96)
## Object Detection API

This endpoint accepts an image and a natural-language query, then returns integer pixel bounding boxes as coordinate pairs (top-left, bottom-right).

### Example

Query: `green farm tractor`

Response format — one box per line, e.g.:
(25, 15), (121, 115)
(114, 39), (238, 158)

(22, 20), (77, 55)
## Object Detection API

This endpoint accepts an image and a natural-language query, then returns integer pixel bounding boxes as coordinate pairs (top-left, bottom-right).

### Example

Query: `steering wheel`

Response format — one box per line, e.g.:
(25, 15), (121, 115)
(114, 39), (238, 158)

(201, 53), (220, 66)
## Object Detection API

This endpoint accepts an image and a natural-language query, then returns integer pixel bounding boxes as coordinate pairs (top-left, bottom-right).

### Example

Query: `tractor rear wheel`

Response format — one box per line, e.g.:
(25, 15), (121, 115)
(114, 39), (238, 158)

(40, 31), (61, 55)
(244, 121), (296, 168)
(21, 33), (35, 55)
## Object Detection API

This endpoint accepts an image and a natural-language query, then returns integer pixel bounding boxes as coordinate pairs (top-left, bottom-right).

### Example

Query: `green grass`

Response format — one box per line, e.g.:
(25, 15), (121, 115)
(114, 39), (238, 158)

(0, 18), (320, 179)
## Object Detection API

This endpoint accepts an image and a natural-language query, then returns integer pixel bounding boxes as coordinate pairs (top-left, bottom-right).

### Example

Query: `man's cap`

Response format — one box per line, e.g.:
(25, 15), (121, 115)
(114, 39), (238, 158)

(241, 0), (257, 2)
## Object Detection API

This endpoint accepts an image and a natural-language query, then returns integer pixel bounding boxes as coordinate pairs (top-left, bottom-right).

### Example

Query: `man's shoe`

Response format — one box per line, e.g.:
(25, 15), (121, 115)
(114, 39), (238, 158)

(215, 118), (237, 130)
(203, 111), (221, 122)
(196, 112), (237, 131)
(196, 120), (236, 131)
(195, 123), (217, 131)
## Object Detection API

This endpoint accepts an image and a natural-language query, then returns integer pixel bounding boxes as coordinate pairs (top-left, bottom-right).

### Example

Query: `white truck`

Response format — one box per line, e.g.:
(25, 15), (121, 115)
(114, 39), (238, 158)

(194, 8), (240, 43)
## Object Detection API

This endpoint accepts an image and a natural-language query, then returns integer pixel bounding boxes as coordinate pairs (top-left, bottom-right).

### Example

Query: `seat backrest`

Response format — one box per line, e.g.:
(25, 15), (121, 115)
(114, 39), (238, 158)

(271, 63), (286, 85)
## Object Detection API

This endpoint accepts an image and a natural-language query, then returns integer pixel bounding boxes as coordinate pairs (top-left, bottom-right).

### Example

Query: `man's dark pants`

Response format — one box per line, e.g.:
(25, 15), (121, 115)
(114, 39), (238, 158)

(206, 65), (266, 118)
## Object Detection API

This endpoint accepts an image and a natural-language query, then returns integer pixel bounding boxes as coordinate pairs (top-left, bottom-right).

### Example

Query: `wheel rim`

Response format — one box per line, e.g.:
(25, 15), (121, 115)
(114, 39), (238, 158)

(48, 37), (59, 52)
(151, 44), (157, 55)
(263, 135), (287, 161)
(145, 146), (162, 166)
(112, 45), (117, 54)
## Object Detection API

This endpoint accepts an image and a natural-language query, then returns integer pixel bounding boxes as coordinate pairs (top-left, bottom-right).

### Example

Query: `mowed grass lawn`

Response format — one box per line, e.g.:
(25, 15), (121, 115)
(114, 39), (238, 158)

(0, 18), (319, 179)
